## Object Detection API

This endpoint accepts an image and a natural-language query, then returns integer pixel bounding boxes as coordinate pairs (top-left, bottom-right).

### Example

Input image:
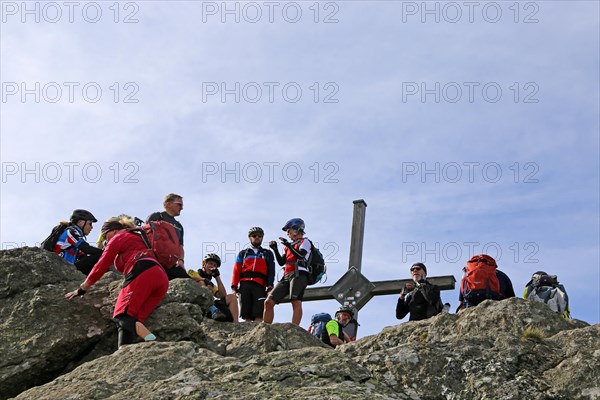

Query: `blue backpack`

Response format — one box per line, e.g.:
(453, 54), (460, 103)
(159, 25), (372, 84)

(308, 313), (332, 338)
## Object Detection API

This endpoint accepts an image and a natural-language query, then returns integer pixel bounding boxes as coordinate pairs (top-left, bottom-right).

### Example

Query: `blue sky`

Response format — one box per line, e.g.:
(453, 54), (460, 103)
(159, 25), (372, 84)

(1, 1), (598, 337)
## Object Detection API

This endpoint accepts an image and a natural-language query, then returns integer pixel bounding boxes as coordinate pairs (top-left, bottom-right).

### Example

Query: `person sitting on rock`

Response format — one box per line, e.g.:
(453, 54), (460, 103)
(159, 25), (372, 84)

(188, 253), (239, 322)
(54, 209), (103, 275)
(396, 262), (443, 321)
(322, 306), (354, 348)
(64, 216), (169, 349)
(523, 271), (570, 318)
(457, 255), (516, 312)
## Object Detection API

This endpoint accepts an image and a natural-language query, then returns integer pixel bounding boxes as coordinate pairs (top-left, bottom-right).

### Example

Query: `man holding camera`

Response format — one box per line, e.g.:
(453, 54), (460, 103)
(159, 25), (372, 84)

(396, 262), (443, 321)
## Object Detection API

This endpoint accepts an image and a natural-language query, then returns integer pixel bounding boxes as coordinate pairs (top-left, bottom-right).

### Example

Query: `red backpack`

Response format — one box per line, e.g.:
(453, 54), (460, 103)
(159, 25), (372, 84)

(130, 221), (181, 269)
(460, 254), (501, 306)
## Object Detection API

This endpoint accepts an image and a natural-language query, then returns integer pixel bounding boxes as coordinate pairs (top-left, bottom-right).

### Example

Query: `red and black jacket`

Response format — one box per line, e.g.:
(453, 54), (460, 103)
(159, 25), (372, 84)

(231, 247), (275, 288)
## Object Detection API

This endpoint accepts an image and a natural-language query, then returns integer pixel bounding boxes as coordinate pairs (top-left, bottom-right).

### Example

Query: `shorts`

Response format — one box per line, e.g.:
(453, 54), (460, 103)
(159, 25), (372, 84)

(268, 272), (308, 304)
(239, 280), (267, 320)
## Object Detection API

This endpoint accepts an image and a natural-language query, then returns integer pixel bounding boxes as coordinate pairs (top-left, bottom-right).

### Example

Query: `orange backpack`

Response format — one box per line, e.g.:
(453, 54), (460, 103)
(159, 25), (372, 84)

(460, 254), (501, 306)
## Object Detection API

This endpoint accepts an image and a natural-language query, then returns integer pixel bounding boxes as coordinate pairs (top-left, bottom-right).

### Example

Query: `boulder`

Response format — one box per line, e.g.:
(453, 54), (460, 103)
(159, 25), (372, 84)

(2, 248), (598, 400)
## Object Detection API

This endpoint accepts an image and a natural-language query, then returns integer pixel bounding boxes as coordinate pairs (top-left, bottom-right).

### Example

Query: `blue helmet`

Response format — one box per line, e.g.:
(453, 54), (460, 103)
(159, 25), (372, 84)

(282, 218), (305, 232)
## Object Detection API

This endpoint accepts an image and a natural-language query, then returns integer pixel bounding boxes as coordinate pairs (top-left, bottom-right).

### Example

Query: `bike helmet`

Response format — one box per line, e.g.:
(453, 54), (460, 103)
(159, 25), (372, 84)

(248, 227), (264, 236)
(282, 218), (305, 232)
(202, 253), (221, 267)
(335, 306), (354, 319)
(70, 209), (98, 223)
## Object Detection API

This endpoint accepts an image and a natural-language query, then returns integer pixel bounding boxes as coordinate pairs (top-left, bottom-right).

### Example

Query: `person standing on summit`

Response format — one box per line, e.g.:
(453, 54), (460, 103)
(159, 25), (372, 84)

(263, 218), (311, 325)
(146, 193), (188, 280)
(396, 262), (443, 321)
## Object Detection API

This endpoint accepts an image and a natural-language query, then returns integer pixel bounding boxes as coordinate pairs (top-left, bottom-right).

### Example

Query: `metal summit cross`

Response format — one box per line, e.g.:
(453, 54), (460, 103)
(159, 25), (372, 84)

(282, 199), (456, 336)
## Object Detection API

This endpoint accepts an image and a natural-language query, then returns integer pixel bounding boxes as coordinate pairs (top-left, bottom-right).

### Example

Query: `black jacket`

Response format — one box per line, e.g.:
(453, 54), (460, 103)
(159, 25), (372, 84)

(396, 280), (442, 321)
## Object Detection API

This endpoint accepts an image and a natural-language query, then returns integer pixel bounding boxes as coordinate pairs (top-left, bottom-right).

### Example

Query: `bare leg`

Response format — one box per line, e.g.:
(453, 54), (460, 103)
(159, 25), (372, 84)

(135, 322), (153, 340)
(263, 298), (275, 323)
(291, 300), (302, 325)
(226, 293), (239, 322)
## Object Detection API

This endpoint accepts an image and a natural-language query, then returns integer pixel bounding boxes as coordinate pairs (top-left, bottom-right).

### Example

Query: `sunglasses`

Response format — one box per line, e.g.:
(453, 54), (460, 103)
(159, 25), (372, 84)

(410, 266), (423, 272)
(250, 234), (263, 238)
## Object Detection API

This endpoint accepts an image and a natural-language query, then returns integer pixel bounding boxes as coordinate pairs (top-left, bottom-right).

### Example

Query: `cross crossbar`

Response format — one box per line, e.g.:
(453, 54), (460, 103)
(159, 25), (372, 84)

(277, 200), (456, 337)
(280, 275), (456, 303)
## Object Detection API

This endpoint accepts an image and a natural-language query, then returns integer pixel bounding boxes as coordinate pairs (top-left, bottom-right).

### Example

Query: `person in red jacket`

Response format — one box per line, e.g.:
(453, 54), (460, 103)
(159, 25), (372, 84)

(65, 216), (169, 349)
(264, 218), (311, 325)
(231, 227), (275, 322)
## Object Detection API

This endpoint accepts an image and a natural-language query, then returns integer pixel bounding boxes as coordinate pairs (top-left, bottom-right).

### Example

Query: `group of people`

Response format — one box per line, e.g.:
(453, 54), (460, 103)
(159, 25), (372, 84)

(394, 257), (571, 324)
(48, 193), (570, 350)
(54, 194), (322, 348)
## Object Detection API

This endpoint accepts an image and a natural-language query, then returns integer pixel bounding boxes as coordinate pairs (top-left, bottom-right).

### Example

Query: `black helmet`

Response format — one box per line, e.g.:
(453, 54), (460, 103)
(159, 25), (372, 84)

(70, 209), (97, 223)
(202, 253), (221, 267)
(248, 227), (264, 236)
(282, 218), (305, 232)
(335, 306), (354, 319)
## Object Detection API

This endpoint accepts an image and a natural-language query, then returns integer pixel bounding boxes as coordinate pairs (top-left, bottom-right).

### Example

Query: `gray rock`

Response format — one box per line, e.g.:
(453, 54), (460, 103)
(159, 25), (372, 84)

(13, 341), (402, 400)
(340, 297), (597, 400)
(2, 248), (598, 400)
(0, 248), (214, 400)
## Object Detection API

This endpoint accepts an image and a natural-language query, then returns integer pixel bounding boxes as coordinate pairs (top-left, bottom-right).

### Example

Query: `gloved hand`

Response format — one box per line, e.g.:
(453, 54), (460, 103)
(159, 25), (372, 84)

(65, 286), (86, 300)
(269, 241), (278, 249)
(279, 237), (290, 246)
(211, 268), (220, 278)
(231, 285), (239, 294)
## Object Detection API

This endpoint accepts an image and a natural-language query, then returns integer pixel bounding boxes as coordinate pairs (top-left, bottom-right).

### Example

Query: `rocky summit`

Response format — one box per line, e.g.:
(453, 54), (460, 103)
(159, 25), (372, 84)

(1, 247), (598, 400)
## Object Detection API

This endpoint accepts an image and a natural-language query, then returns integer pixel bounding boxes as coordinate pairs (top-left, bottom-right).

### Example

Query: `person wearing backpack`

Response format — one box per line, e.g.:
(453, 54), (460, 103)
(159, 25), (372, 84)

(48, 209), (103, 275)
(263, 218), (311, 325)
(320, 306), (354, 348)
(457, 254), (515, 311)
(188, 254), (239, 322)
(523, 271), (571, 318)
(64, 216), (169, 349)
(231, 227), (275, 322)
(146, 193), (189, 280)
(396, 262), (443, 321)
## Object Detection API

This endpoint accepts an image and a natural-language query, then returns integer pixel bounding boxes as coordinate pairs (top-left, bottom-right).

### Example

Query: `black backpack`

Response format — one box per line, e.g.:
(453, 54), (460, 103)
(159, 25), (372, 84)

(41, 222), (69, 252)
(302, 239), (326, 286)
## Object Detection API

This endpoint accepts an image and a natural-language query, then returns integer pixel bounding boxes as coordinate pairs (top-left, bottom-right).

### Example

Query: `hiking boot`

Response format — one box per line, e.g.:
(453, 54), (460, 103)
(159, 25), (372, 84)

(211, 310), (227, 322)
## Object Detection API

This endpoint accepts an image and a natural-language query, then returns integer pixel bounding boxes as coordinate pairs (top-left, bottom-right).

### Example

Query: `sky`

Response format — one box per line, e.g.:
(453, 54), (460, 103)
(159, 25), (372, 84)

(1, 0), (598, 338)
